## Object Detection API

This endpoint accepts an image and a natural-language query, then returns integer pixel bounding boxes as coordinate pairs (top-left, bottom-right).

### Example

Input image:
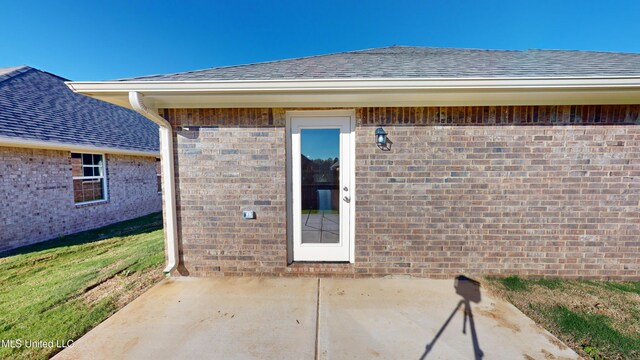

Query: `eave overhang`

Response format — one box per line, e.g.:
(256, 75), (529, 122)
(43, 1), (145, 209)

(66, 77), (640, 109)
(0, 135), (159, 157)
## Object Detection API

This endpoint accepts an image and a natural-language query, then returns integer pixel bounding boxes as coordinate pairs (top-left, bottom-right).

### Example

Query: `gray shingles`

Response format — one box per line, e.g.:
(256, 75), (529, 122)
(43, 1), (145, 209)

(0, 67), (159, 153)
(119, 46), (640, 81)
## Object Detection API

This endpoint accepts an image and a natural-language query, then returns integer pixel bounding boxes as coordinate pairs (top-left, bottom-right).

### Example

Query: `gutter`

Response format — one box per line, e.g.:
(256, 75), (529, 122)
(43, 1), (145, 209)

(128, 92), (179, 276)
(0, 136), (158, 157)
(66, 77), (640, 108)
(67, 76), (640, 92)
(66, 76), (640, 92)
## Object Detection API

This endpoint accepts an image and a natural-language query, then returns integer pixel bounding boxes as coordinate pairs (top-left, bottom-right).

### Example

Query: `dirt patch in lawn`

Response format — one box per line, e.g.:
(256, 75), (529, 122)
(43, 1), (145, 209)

(82, 268), (164, 308)
(483, 277), (640, 360)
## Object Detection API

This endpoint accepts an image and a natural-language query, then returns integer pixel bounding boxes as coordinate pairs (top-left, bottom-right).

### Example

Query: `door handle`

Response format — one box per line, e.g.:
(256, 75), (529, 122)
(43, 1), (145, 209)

(343, 196), (350, 203)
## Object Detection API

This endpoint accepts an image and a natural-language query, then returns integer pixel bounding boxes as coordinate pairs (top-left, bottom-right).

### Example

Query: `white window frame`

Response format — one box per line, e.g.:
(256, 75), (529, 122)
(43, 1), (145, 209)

(72, 152), (108, 205)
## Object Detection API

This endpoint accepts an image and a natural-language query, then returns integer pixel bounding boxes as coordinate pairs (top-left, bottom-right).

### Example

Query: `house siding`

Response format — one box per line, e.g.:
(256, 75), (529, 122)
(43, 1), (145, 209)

(0, 147), (162, 252)
(163, 106), (640, 280)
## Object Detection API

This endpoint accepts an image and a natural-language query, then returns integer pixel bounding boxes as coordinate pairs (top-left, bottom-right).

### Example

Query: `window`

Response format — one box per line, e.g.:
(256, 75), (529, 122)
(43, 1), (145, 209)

(156, 158), (162, 193)
(72, 153), (107, 203)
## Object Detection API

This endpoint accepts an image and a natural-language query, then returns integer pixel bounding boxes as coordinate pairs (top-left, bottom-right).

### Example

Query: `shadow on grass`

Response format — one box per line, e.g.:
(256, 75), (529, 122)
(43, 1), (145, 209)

(0, 212), (163, 259)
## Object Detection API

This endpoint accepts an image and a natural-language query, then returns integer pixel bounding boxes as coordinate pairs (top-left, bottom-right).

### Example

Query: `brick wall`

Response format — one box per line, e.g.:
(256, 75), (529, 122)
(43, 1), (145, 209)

(0, 147), (162, 252)
(162, 106), (640, 280)
(163, 109), (287, 276)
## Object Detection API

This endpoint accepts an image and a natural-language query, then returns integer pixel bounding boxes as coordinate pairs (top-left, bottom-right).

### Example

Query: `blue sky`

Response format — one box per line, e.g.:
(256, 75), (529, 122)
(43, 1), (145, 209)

(2, 1), (640, 80)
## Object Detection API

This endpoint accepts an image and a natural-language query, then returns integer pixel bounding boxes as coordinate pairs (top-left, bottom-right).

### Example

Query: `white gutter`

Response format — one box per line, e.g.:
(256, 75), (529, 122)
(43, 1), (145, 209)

(67, 76), (640, 92)
(0, 135), (158, 157)
(128, 92), (179, 276)
(66, 77), (640, 108)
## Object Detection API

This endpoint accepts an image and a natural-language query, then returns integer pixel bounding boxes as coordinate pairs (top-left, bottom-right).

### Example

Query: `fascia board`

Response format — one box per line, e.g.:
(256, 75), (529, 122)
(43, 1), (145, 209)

(66, 77), (640, 108)
(0, 136), (159, 157)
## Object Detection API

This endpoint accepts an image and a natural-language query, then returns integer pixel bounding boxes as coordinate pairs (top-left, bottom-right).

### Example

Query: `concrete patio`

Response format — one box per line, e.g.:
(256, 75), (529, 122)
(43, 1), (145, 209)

(54, 277), (578, 360)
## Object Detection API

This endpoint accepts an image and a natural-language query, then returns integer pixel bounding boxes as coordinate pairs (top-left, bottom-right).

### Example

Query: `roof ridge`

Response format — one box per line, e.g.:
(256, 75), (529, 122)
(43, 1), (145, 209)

(359, 46), (640, 55)
(526, 48), (640, 55)
(357, 45), (523, 52)
(0, 66), (33, 83)
(380, 46), (640, 55)
(36, 69), (70, 82)
(0, 66), (71, 84)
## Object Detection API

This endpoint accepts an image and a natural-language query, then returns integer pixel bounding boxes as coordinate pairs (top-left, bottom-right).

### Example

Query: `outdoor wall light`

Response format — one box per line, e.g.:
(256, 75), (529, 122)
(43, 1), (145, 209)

(375, 126), (387, 146)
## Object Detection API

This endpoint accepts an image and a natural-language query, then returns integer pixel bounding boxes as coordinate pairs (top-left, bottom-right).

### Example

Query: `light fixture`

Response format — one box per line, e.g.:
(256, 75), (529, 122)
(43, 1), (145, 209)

(375, 126), (387, 147)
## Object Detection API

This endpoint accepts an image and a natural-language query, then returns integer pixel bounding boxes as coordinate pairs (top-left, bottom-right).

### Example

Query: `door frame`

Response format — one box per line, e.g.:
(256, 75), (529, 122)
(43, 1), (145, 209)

(286, 110), (356, 263)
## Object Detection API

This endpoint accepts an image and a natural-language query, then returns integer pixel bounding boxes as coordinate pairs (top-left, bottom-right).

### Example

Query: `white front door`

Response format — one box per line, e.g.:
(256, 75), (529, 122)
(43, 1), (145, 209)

(288, 112), (354, 262)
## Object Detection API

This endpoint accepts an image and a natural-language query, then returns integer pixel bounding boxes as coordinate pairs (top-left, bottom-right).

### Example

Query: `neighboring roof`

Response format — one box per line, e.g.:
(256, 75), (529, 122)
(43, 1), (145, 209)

(0, 66), (27, 78)
(0, 66), (159, 154)
(120, 46), (640, 81)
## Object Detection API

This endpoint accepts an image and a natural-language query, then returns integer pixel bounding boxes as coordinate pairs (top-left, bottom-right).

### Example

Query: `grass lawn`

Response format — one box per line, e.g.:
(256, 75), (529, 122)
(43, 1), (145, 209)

(485, 276), (640, 360)
(0, 212), (165, 360)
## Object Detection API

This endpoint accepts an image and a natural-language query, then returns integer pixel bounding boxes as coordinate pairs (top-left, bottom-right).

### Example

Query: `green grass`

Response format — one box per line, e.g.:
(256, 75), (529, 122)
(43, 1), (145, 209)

(587, 280), (640, 295)
(0, 212), (165, 360)
(486, 276), (640, 360)
(498, 275), (529, 291)
(549, 306), (639, 357)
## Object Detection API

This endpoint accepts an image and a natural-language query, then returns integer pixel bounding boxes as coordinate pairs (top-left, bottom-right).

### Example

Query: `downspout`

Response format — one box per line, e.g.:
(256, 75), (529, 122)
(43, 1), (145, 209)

(129, 92), (179, 275)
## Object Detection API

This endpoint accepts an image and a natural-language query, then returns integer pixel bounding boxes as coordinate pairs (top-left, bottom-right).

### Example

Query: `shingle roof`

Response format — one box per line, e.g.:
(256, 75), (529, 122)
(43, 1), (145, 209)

(120, 46), (640, 81)
(0, 66), (158, 153)
(0, 66), (27, 78)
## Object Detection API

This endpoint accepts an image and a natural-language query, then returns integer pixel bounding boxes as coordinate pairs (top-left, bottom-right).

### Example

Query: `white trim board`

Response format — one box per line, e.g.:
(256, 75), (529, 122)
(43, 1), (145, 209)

(67, 77), (640, 109)
(0, 136), (159, 157)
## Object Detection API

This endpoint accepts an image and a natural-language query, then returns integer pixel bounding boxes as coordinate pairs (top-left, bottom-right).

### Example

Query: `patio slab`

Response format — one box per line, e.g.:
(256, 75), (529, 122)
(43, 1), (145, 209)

(54, 277), (318, 360)
(319, 278), (578, 360)
(54, 276), (579, 360)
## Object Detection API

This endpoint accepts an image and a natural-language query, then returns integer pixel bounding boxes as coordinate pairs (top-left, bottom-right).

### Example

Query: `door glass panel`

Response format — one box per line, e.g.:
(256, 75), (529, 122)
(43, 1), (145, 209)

(300, 128), (340, 244)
